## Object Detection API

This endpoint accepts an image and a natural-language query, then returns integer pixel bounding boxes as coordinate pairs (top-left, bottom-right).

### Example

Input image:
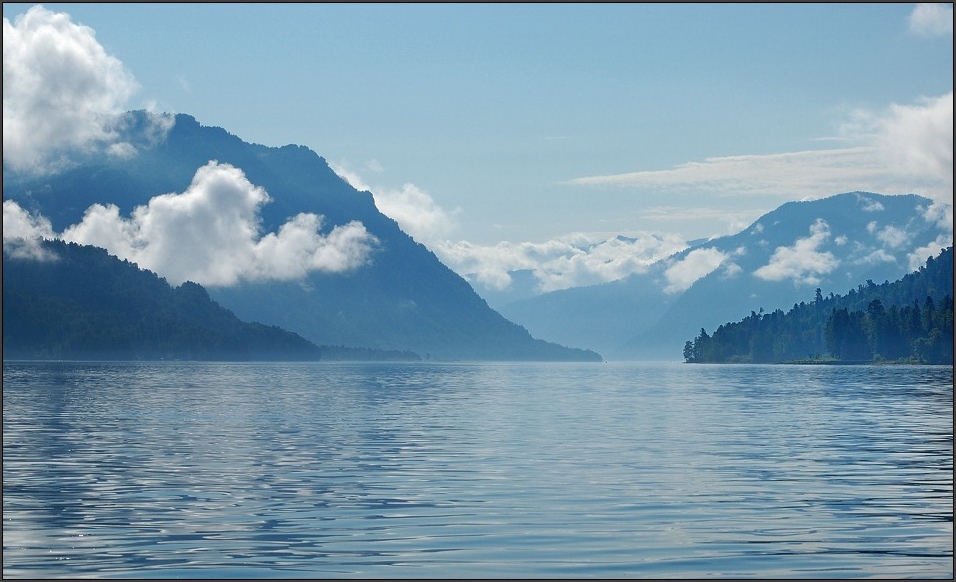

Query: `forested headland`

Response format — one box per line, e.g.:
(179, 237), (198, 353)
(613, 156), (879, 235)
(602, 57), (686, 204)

(683, 246), (953, 365)
(3, 239), (420, 362)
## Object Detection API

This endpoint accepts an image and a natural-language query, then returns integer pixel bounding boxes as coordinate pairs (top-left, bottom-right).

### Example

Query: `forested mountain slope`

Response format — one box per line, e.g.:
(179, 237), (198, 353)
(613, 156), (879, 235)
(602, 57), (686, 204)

(683, 246), (953, 364)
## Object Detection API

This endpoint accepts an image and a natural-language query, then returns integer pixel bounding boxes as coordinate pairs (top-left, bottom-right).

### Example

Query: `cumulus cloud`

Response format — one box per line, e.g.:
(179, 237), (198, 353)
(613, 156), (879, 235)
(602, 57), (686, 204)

(753, 219), (840, 286)
(569, 92), (954, 209)
(849, 92), (953, 198)
(663, 247), (730, 294)
(51, 161), (378, 286)
(2, 199), (57, 260)
(908, 3), (954, 37)
(3, 5), (170, 173)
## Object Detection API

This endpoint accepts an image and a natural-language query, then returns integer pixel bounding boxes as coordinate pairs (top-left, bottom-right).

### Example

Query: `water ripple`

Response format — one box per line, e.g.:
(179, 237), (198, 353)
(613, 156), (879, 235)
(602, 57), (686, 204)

(3, 361), (952, 577)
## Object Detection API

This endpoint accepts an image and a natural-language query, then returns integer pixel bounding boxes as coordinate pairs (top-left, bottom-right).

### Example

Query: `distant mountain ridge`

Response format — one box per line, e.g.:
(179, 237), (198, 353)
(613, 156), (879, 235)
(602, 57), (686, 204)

(3, 111), (601, 362)
(497, 192), (952, 360)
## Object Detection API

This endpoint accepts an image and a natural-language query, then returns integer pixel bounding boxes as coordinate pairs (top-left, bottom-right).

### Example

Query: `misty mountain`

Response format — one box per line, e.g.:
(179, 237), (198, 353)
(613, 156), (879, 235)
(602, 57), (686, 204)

(497, 192), (951, 360)
(3, 111), (601, 362)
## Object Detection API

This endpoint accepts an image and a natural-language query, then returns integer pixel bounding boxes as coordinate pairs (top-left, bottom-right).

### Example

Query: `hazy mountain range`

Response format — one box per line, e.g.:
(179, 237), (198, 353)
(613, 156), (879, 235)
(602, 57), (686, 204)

(4, 111), (951, 362)
(497, 191), (952, 360)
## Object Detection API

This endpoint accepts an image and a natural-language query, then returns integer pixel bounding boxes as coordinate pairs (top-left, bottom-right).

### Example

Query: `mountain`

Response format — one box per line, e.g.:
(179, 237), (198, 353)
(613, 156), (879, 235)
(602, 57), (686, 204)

(4, 238), (351, 361)
(2, 111), (601, 362)
(497, 192), (952, 360)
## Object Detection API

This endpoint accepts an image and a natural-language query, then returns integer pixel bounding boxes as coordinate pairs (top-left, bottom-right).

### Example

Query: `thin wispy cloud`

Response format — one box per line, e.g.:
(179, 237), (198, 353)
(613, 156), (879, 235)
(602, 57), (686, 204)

(569, 92), (954, 210)
(638, 205), (766, 240)
(4, 162), (378, 287)
(908, 3), (954, 37)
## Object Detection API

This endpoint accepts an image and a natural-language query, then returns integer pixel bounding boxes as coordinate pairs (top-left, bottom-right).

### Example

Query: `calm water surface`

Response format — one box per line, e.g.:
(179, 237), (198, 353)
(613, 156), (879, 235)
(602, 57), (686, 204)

(3, 361), (953, 578)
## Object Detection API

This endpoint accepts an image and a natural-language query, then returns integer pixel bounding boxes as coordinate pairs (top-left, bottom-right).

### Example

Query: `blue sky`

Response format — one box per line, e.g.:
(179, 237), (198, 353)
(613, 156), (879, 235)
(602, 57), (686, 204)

(3, 3), (953, 294)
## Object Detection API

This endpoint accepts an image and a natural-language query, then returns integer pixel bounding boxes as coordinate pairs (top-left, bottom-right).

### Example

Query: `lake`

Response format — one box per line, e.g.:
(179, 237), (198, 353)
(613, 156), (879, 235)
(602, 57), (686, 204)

(2, 361), (952, 578)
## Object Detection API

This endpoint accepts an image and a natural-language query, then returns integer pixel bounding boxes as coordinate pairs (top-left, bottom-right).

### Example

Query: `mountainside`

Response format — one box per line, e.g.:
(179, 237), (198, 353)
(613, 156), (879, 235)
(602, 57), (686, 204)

(3, 239), (326, 361)
(497, 192), (952, 360)
(2, 111), (601, 362)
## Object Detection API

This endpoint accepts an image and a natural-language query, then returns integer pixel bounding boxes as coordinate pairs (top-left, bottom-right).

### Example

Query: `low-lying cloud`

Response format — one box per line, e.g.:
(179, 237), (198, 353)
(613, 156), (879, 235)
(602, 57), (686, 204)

(753, 219), (839, 286)
(330, 161), (460, 244)
(663, 247), (730, 294)
(4, 161), (379, 286)
(3, 5), (171, 174)
(2, 199), (57, 260)
(331, 162), (687, 292)
(437, 233), (688, 293)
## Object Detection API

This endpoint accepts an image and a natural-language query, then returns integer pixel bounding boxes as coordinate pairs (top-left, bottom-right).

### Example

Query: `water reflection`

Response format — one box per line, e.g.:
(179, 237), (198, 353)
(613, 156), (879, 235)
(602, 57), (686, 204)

(3, 361), (952, 577)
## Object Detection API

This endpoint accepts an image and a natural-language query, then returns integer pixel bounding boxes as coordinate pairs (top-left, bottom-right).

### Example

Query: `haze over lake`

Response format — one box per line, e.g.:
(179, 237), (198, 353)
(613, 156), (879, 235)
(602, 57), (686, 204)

(3, 361), (952, 578)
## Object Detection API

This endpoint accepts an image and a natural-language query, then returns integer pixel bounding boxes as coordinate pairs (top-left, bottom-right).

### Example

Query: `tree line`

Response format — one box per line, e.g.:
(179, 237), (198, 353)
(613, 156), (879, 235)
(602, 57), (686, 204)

(684, 246), (953, 364)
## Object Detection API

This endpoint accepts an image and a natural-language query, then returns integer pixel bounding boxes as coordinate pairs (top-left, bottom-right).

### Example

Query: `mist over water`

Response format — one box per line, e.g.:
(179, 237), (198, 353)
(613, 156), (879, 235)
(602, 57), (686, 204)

(3, 361), (953, 578)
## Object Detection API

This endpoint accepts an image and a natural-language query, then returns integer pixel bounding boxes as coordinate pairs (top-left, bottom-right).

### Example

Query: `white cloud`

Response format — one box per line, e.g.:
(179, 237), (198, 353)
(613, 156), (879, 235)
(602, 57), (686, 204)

(3, 5), (169, 174)
(908, 3), (954, 37)
(858, 195), (884, 212)
(753, 219), (840, 286)
(438, 233), (688, 293)
(875, 224), (909, 249)
(331, 162), (687, 293)
(855, 248), (896, 266)
(908, 234), (952, 272)
(330, 161), (460, 244)
(852, 92), (953, 198)
(920, 200), (954, 234)
(59, 161), (378, 286)
(569, 93), (954, 209)
(2, 199), (57, 260)
(371, 182), (460, 243)
(663, 247), (729, 294)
